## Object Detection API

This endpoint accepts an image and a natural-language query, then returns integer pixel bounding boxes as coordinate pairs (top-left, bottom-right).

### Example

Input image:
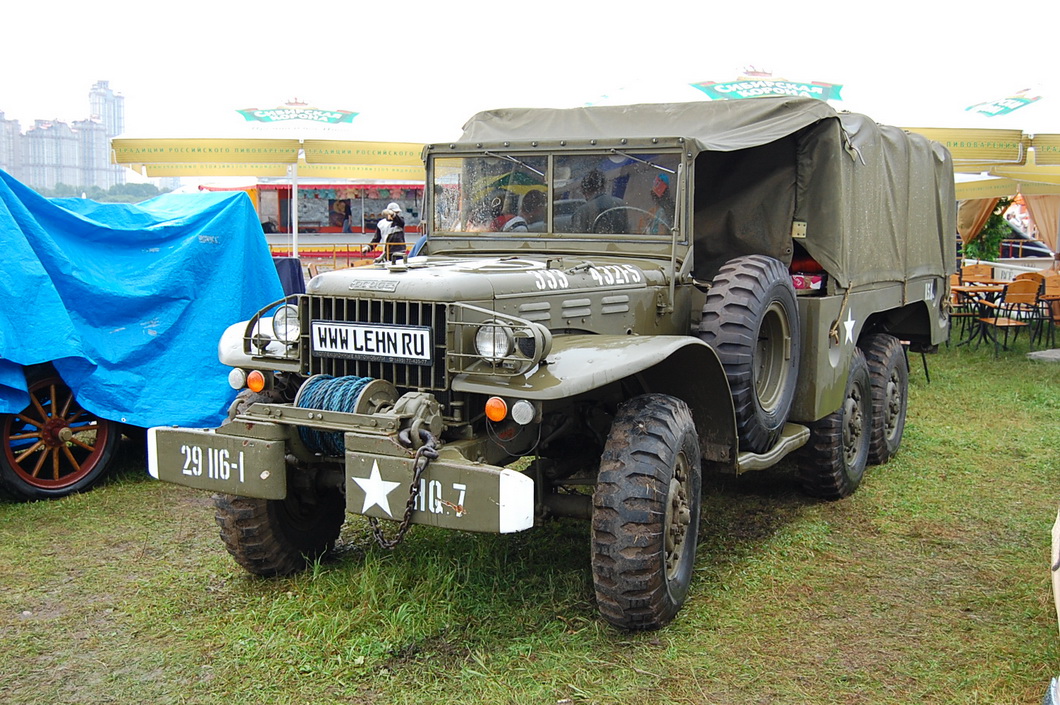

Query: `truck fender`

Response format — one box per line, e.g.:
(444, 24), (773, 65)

(218, 318), (298, 371)
(452, 334), (738, 464)
(218, 320), (251, 367)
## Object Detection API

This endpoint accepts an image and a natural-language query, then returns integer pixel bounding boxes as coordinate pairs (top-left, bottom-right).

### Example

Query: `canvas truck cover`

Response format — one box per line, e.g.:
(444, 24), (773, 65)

(458, 97), (956, 288)
(0, 170), (284, 428)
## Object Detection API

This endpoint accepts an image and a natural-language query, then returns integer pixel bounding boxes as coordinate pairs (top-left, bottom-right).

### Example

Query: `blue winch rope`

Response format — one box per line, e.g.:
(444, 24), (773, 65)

(295, 375), (373, 455)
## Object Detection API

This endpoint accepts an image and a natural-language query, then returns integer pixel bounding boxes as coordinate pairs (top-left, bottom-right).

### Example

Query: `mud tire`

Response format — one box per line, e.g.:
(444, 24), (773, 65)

(214, 477), (345, 576)
(591, 394), (702, 630)
(697, 255), (800, 453)
(860, 334), (908, 465)
(0, 365), (120, 501)
(796, 348), (871, 499)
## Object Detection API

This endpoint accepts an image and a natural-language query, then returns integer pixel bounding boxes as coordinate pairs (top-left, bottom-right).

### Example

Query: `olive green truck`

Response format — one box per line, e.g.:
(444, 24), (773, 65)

(148, 96), (956, 630)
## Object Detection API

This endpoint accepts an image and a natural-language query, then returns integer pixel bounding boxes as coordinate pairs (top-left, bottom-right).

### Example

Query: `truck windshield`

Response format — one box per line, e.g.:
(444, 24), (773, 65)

(432, 152), (679, 237)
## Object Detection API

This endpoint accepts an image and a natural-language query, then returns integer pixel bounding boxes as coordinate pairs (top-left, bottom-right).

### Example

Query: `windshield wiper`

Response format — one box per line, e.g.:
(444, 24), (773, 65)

(609, 149), (677, 175)
(483, 151), (545, 177)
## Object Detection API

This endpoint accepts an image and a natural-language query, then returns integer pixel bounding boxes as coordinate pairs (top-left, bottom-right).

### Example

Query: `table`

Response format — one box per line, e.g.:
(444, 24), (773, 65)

(951, 284), (1007, 347)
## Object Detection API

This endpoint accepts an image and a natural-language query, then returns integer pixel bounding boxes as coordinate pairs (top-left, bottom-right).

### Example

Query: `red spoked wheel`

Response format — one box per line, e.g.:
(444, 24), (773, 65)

(0, 368), (119, 501)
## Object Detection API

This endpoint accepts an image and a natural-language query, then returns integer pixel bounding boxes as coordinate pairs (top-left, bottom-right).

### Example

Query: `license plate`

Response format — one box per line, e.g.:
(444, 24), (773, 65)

(147, 427), (287, 499)
(311, 320), (432, 365)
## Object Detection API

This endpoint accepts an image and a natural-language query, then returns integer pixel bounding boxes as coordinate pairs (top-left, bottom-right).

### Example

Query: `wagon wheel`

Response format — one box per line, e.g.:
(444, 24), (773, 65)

(0, 367), (119, 501)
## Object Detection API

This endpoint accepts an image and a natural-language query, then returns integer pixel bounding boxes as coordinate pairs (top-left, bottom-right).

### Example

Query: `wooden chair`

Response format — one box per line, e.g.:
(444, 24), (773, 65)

(1015, 270), (1046, 289)
(961, 263), (994, 283)
(947, 273), (978, 344)
(1042, 274), (1060, 348)
(977, 278), (1041, 356)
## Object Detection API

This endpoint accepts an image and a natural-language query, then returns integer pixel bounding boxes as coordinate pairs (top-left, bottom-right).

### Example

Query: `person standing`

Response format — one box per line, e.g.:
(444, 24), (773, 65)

(366, 202), (406, 259)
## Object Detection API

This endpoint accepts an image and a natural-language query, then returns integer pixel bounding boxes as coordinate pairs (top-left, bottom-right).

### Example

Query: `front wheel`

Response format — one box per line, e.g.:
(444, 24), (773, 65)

(0, 367), (120, 501)
(796, 348), (871, 499)
(592, 394), (702, 630)
(214, 473), (345, 576)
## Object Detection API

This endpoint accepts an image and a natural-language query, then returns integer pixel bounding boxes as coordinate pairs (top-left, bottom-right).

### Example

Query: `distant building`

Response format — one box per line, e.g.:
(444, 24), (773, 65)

(90, 80), (124, 137)
(0, 111), (21, 179)
(22, 120), (81, 190)
(0, 80), (126, 190)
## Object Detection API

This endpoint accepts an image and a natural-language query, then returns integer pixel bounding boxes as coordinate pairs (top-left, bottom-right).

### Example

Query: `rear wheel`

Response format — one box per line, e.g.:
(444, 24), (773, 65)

(796, 348), (871, 499)
(860, 334), (908, 465)
(591, 394), (701, 630)
(214, 473), (345, 576)
(0, 366), (119, 501)
(698, 255), (800, 453)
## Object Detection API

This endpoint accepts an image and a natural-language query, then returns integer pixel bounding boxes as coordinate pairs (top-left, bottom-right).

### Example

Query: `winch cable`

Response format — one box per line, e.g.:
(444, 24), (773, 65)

(294, 374), (373, 455)
(294, 373), (441, 549)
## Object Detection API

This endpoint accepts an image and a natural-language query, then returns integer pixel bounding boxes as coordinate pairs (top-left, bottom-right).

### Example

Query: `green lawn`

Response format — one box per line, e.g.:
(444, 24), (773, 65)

(2, 338), (1059, 704)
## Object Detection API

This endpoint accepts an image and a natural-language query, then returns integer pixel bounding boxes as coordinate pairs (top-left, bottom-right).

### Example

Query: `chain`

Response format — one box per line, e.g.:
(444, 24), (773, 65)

(368, 429), (439, 550)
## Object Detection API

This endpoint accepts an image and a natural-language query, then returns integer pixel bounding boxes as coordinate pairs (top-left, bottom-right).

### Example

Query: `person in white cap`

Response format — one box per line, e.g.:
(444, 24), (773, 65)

(365, 202), (406, 259)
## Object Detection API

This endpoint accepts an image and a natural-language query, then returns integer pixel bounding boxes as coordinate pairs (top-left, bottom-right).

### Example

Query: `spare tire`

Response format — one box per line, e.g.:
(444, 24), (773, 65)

(697, 255), (800, 453)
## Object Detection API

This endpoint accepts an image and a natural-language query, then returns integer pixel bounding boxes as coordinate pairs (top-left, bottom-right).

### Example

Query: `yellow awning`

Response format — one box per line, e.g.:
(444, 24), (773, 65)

(1032, 134), (1060, 166)
(954, 178), (1022, 200)
(125, 162), (292, 177)
(112, 138), (302, 165)
(903, 127), (1027, 165)
(991, 165), (1060, 186)
(302, 140), (423, 166)
(110, 137), (426, 181)
(296, 162), (425, 181)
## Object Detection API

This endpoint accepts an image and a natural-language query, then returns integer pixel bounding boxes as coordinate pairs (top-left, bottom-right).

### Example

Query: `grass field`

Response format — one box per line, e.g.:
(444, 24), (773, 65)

(2, 338), (1059, 704)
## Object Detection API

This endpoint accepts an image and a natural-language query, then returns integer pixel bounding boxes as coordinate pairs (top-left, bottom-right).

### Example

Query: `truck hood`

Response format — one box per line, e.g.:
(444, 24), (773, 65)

(305, 255), (659, 303)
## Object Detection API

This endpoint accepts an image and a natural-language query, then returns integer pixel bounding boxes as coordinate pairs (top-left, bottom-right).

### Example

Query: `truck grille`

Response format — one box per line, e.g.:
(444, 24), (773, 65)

(302, 296), (449, 393)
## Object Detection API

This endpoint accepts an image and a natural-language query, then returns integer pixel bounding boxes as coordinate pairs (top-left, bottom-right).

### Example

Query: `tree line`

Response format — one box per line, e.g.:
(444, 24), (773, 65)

(33, 182), (172, 203)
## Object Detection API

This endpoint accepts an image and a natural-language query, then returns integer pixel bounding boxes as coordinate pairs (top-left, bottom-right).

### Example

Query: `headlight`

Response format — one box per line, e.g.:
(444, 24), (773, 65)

(272, 304), (300, 344)
(475, 321), (514, 363)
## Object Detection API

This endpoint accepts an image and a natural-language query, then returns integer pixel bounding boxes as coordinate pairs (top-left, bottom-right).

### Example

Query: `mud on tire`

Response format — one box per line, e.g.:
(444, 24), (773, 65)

(796, 348), (871, 499)
(591, 394), (702, 630)
(214, 475), (345, 576)
(697, 255), (800, 453)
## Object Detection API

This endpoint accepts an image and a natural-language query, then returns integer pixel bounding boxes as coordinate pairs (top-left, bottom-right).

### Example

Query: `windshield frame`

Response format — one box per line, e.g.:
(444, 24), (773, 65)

(425, 139), (690, 256)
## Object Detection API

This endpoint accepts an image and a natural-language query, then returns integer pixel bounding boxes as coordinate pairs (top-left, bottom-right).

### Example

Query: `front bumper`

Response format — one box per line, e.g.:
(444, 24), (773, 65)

(147, 407), (534, 534)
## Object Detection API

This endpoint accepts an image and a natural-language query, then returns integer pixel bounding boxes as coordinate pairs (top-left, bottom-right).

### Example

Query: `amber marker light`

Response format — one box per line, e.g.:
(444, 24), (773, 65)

(485, 396), (508, 422)
(247, 370), (267, 393)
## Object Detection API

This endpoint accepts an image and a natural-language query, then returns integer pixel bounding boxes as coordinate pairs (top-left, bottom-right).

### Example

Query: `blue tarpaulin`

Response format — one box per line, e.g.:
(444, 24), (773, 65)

(0, 170), (285, 428)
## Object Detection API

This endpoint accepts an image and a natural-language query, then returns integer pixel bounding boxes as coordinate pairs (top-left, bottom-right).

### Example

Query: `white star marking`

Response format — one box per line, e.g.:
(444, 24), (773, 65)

(843, 309), (856, 345)
(352, 461), (402, 516)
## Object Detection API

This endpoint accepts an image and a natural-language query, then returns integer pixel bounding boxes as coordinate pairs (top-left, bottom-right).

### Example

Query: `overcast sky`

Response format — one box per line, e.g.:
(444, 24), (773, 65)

(3, 0), (1058, 143)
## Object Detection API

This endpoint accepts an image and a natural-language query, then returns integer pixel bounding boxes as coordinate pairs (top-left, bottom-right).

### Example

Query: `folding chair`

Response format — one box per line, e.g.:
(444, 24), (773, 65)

(1042, 274), (1060, 349)
(947, 273), (977, 345)
(977, 278), (1041, 356)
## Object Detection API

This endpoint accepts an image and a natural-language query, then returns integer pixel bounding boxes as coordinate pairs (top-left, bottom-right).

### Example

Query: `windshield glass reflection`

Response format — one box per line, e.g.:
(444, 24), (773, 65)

(432, 152), (678, 236)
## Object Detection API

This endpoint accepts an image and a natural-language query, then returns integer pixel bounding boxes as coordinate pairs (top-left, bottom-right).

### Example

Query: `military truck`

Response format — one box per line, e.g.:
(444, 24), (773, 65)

(147, 97), (956, 630)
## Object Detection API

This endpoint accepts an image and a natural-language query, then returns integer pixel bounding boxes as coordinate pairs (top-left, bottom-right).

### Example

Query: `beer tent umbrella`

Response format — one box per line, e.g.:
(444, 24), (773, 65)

(901, 127), (1060, 254)
(111, 136), (425, 257)
(899, 84), (1060, 253)
(110, 103), (431, 256)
